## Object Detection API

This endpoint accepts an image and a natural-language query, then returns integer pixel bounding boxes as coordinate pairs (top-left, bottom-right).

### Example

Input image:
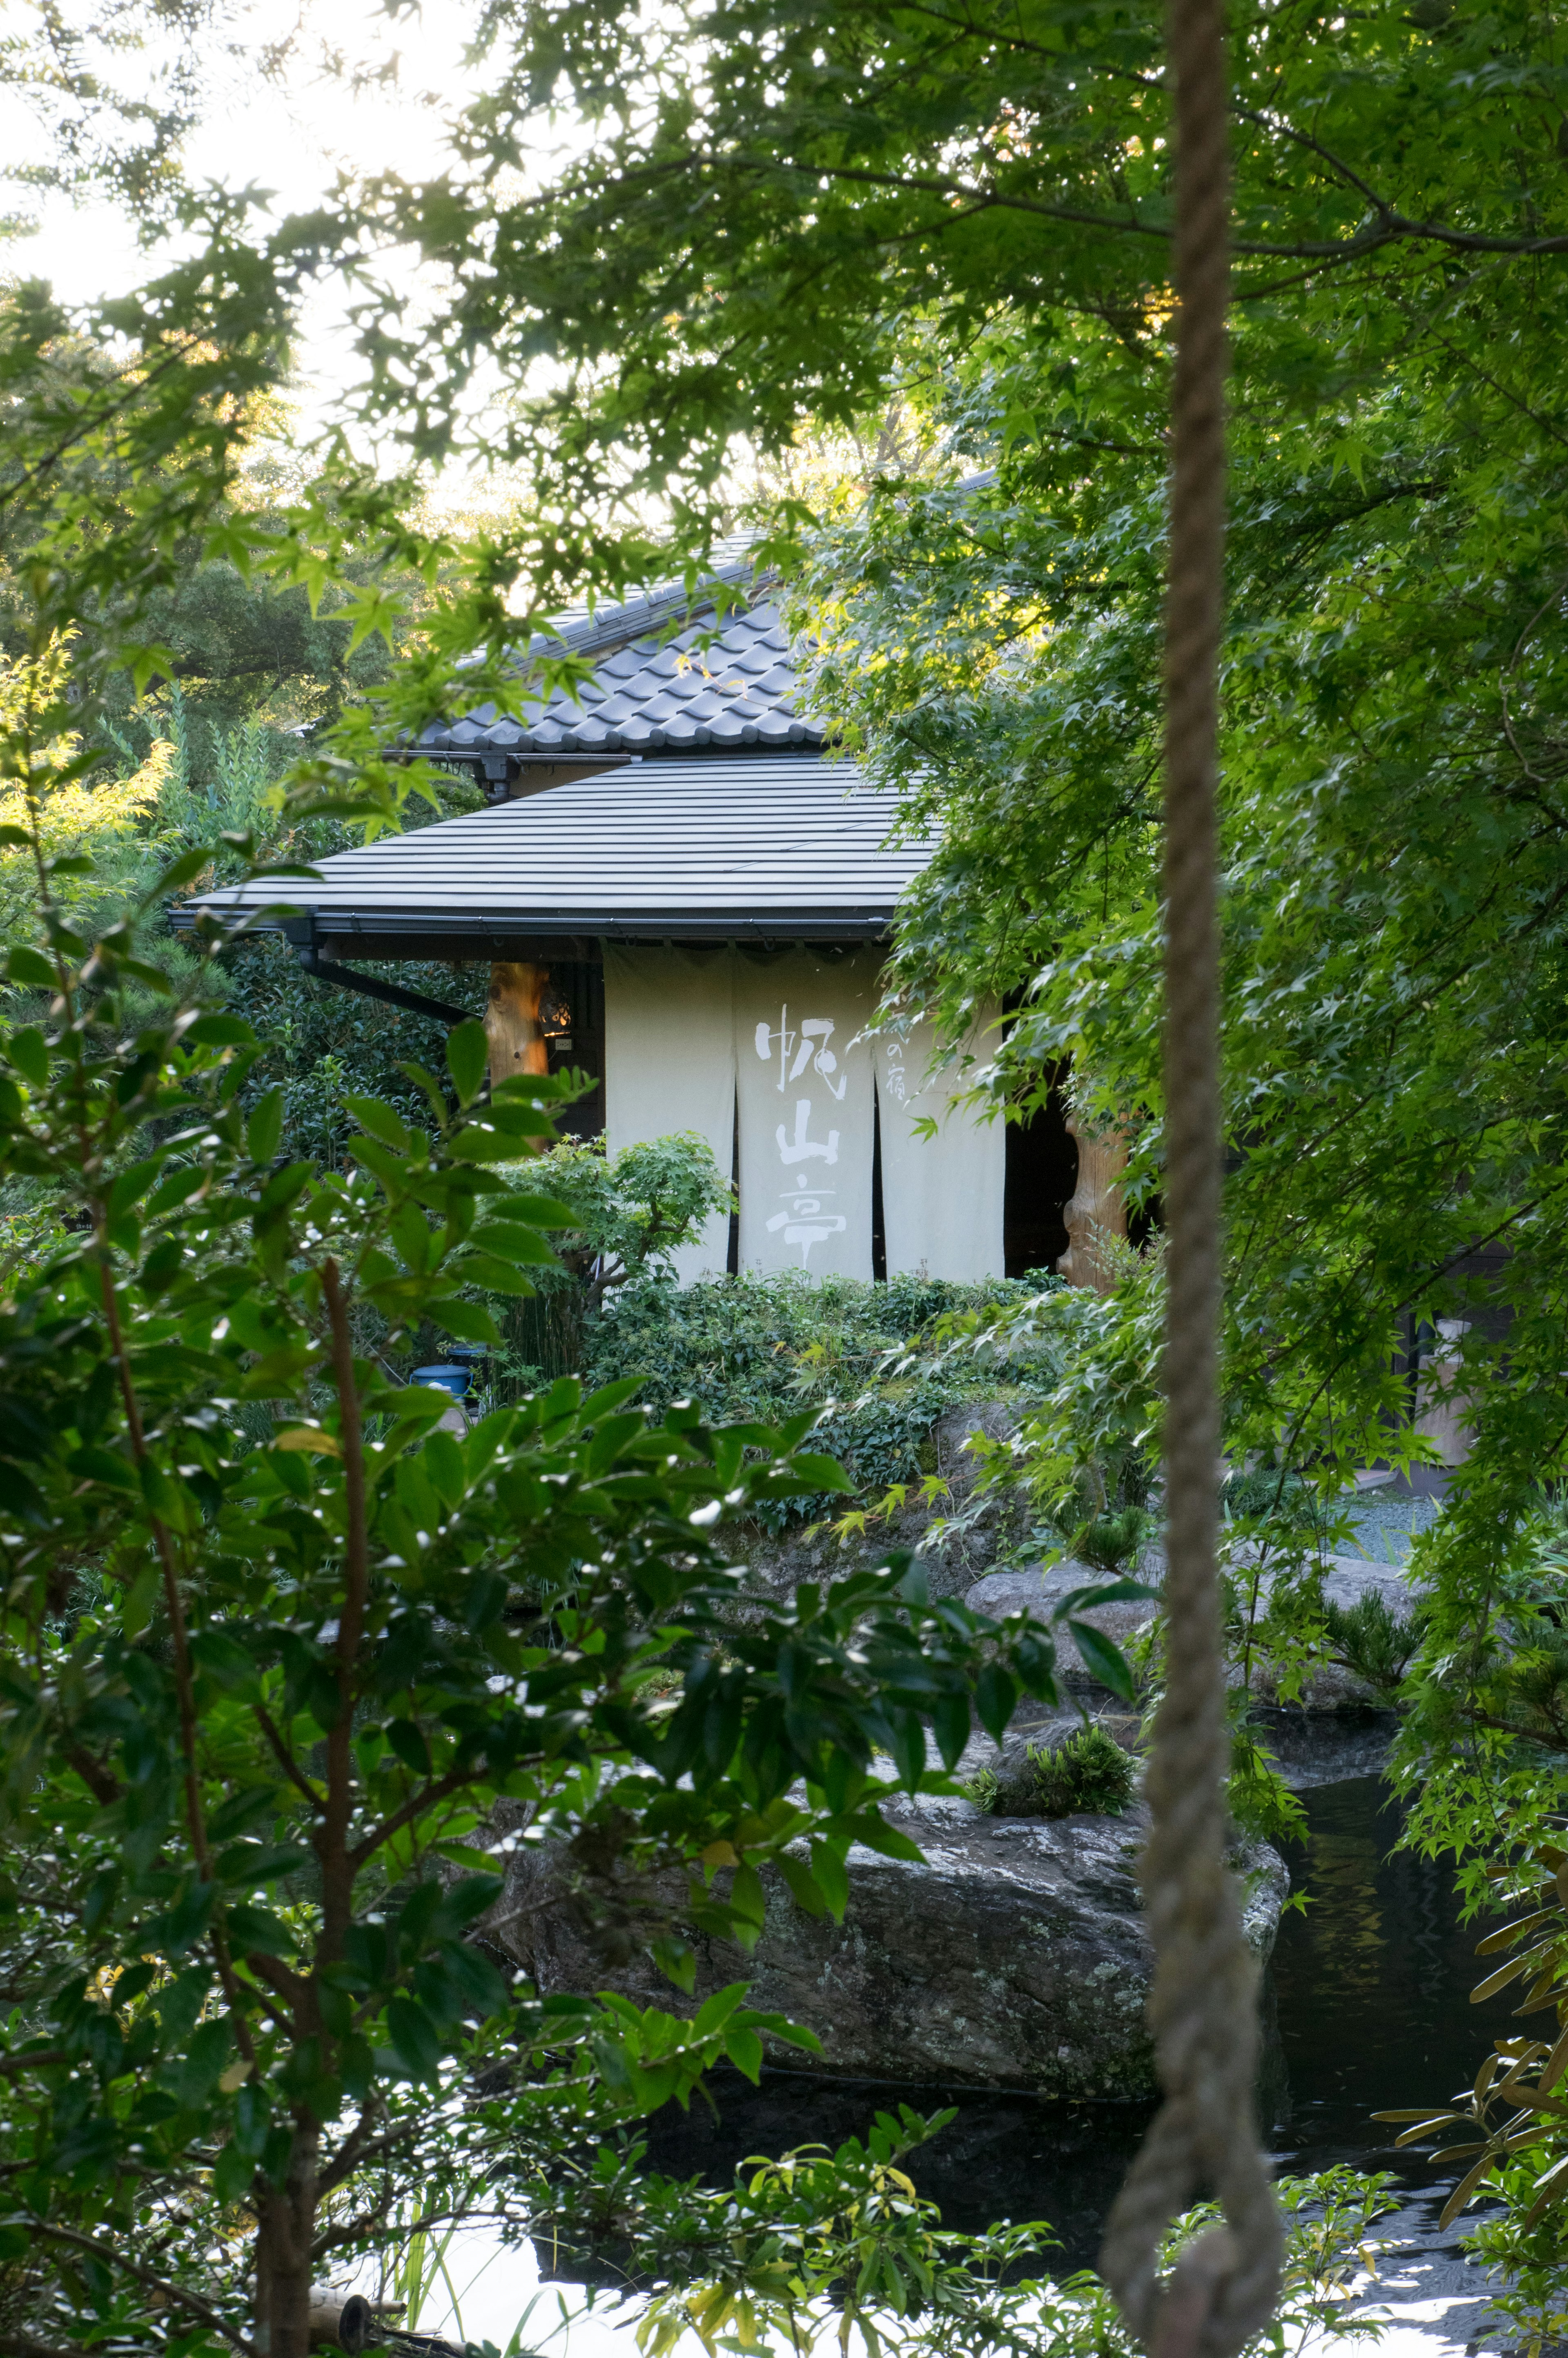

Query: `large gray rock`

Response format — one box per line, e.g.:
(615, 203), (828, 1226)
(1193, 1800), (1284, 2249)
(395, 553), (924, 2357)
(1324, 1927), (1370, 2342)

(488, 1796), (1288, 2100)
(1232, 1550), (1428, 1708)
(967, 1551), (1427, 1706)
(966, 1560), (1160, 1686)
(734, 1402), (1030, 1606)
(1257, 1705), (1398, 1788)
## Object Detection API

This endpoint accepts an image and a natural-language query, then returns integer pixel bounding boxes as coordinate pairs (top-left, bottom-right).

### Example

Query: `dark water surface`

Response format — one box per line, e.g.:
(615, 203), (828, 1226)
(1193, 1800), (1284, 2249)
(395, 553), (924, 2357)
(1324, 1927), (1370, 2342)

(1268, 1777), (1518, 2173)
(641, 1775), (1519, 2273)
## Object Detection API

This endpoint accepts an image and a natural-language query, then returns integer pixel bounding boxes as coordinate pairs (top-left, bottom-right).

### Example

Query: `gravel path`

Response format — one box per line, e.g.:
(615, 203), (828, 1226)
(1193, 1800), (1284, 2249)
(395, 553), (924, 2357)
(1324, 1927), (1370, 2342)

(1340, 1487), (1443, 1566)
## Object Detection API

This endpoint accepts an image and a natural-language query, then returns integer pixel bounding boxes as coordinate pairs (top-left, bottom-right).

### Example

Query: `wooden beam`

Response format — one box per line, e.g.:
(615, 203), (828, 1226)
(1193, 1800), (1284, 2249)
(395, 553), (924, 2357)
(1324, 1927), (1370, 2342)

(485, 960), (549, 1090)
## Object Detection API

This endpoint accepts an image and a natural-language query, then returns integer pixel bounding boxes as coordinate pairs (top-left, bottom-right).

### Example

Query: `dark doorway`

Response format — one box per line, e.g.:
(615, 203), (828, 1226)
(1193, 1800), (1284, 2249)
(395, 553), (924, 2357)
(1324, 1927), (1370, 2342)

(726, 1091), (740, 1276)
(542, 957), (605, 1140)
(1004, 1077), (1078, 1280)
(871, 1084), (888, 1281)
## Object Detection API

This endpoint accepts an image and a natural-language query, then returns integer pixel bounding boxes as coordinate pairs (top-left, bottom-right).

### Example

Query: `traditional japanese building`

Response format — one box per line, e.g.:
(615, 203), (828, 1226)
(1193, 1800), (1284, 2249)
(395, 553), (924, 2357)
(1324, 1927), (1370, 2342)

(184, 557), (1087, 1285)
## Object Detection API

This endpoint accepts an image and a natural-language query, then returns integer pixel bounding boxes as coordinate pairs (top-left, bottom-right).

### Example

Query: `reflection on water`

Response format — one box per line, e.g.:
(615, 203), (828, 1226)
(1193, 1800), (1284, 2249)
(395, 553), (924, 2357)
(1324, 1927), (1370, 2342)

(636, 1774), (1519, 2275)
(641, 2071), (1153, 2272)
(1268, 1775), (1519, 2170)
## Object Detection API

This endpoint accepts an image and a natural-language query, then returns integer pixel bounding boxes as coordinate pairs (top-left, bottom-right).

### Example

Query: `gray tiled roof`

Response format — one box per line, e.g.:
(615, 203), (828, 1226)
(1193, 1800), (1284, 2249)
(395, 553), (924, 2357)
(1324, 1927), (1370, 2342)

(415, 592), (824, 766)
(184, 757), (931, 943)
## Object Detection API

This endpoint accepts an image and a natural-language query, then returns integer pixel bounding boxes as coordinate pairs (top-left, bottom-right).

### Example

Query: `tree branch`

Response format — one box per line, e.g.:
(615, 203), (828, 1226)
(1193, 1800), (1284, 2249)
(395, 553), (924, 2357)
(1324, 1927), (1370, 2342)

(25, 2224), (258, 2358)
(348, 1765), (475, 1870)
(557, 144), (1568, 266)
(0, 2048), (66, 2074)
(64, 1742), (121, 1806)
(242, 1948), (310, 2013)
(253, 1699), (326, 1813)
(0, 2335), (108, 2358)
(315, 2114), (421, 2200)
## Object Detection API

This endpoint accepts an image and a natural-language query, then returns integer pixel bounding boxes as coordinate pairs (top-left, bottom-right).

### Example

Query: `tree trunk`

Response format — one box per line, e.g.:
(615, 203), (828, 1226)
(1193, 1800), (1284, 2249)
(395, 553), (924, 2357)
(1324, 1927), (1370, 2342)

(1057, 1114), (1129, 1294)
(485, 961), (550, 1091)
(255, 2122), (319, 2358)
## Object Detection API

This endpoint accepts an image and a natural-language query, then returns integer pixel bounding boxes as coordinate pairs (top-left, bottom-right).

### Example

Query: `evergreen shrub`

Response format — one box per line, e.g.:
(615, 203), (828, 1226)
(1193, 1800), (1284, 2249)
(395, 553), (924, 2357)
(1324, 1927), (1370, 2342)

(580, 1269), (1058, 1525)
(1029, 1723), (1137, 1818)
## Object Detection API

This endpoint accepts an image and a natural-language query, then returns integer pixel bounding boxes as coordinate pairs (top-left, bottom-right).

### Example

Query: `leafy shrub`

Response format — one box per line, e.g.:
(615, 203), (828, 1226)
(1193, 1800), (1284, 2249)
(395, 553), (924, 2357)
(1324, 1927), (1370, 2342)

(1029, 1724), (1136, 1818)
(1222, 1466), (1332, 1534)
(1465, 2153), (1568, 2358)
(581, 1268), (1054, 1525)
(1379, 1834), (1568, 2240)
(486, 1133), (733, 1384)
(893, 1269), (1163, 1576)
(1226, 1710), (1307, 1846)
(627, 2142), (1397, 2358)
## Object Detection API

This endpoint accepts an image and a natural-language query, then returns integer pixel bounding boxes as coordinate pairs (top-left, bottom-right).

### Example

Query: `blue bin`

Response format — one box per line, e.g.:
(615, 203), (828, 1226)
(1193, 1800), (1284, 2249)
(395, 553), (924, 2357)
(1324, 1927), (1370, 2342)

(411, 1363), (469, 1400)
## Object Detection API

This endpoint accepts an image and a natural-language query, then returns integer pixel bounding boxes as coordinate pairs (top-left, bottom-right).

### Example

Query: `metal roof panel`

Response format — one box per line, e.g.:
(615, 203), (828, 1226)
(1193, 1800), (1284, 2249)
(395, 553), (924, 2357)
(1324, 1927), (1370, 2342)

(181, 757), (932, 938)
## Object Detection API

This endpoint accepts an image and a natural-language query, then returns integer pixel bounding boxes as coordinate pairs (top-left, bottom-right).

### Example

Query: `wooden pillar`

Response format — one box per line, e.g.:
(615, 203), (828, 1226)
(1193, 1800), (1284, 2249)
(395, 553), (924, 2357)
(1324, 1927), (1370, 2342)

(1057, 1113), (1129, 1294)
(485, 961), (550, 1090)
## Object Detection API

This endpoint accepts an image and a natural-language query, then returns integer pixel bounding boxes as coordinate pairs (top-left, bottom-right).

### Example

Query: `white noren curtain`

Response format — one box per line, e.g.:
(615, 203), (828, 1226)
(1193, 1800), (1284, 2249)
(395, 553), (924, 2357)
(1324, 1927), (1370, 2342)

(872, 1011), (1006, 1280)
(603, 945), (736, 1285)
(734, 949), (878, 1280)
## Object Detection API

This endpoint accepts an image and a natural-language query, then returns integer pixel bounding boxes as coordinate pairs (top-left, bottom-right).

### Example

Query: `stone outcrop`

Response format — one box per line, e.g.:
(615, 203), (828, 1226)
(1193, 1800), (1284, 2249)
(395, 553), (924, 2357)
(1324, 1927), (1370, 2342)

(736, 1403), (1028, 1605)
(488, 1794), (1288, 2100)
(966, 1561), (1160, 1680)
(1255, 1703), (1398, 1788)
(966, 1550), (1428, 1708)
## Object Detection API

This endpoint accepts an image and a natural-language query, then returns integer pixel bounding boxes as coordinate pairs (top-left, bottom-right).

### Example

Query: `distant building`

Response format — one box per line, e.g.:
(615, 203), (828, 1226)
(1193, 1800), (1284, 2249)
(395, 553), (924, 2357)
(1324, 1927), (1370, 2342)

(184, 559), (1082, 1283)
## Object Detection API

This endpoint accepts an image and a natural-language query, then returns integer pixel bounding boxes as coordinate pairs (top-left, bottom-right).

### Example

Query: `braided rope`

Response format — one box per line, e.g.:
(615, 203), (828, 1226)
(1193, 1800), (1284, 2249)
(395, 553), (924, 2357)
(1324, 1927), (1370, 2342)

(1096, 0), (1283, 2351)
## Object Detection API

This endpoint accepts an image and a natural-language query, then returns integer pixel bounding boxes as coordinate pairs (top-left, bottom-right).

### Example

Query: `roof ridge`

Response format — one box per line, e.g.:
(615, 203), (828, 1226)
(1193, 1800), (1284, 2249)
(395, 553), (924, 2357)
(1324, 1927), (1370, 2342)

(538, 548), (772, 665)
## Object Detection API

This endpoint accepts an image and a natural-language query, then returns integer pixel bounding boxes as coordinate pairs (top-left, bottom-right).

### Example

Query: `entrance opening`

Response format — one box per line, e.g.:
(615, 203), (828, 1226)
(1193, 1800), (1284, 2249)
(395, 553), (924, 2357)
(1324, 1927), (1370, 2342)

(1003, 1071), (1078, 1280)
(542, 957), (606, 1140)
(871, 1084), (887, 1282)
(726, 1089), (740, 1277)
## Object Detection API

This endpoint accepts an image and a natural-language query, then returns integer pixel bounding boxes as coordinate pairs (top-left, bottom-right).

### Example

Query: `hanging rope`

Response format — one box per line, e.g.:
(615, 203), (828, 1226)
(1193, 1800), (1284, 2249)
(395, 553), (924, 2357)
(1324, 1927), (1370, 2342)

(1097, 0), (1283, 2350)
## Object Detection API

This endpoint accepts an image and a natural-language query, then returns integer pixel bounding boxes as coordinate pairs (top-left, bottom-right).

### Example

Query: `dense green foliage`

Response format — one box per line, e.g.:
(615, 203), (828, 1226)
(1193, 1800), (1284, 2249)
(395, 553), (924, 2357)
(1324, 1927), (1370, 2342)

(579, 1270), (1051, 1522)
(625, 2151), (1397, 2358)
(376, 0), (1568, 1777)
(1375, 1834), (1568, 2279)
(10, 0), (1568, 2313)
(0, 679), (1105, 2353)
(0, 213), (1111, 2355)
(390, 22), (1568, 2275)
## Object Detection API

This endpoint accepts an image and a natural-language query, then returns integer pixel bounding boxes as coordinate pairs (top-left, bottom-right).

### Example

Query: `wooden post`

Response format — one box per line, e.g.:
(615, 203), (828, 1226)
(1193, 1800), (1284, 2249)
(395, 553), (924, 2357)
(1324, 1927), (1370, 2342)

(1057, 1113), (1129, 1294)
(485, 961), (549, 1090)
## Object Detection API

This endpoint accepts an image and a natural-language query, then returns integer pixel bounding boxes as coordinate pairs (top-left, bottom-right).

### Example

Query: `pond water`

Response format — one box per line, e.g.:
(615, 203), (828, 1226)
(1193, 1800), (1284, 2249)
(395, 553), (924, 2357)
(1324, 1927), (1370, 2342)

(637, 1773), (1519, 2274)
(403, 1763), (1521, 2351)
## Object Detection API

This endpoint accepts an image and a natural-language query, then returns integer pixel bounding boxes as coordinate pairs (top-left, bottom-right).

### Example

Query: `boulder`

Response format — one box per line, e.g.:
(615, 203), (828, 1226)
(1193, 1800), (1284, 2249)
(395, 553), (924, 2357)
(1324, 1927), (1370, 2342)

(488, 1795), (1288, 2100)
(735, 1402), (1029, 1607)
(966, 1551), (1428, 1707)
(1255, 1703), (1398, 1788)
(966, 1559), (1160, 1683)
(1232, 1550), (1428, 1709)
